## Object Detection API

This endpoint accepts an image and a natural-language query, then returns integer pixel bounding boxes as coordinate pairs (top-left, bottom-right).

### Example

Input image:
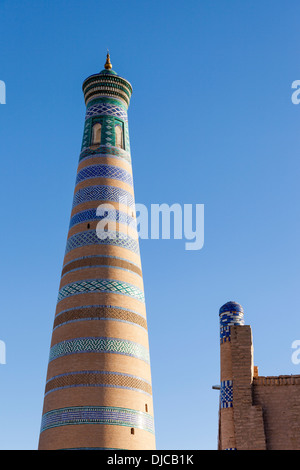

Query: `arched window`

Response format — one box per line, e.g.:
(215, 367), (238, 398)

(115, 123), (124, 149)
(92, 123), (102, 145)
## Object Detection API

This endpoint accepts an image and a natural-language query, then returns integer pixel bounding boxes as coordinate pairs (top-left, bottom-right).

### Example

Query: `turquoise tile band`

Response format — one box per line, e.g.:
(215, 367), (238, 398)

(49, 337), (150, 363)
(40, 406), (154, 434)
(57, 278), (145, 303)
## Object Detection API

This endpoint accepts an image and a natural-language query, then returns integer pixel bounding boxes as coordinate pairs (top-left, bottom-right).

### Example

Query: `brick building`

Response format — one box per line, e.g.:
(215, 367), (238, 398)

(218, 301), (300, 450)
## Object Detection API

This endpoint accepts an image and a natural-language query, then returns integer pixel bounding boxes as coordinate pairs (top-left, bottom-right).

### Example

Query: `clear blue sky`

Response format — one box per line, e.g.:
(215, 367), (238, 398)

(1, 0), (300, 450)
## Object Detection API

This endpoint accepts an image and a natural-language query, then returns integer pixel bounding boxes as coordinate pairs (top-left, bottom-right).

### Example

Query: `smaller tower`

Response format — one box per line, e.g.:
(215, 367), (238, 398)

(218, 301), (244, 450)
(218, 301), (266, 450)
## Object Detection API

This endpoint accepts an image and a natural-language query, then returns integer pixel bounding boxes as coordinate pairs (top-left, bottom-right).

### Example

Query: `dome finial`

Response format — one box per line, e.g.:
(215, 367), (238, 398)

(104, 50), (112, 70)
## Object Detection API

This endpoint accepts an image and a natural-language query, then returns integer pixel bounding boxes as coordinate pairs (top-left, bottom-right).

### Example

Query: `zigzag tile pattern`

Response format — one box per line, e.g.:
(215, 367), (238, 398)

(72, 185), (134, 209)
(57, 278), (145, 303)
(49, 337), (149, 363)
(65, 230), (139, 255)
(76, 164), (133, 187)
(85, 102), (128, 121)
(45, 370), (152, 396)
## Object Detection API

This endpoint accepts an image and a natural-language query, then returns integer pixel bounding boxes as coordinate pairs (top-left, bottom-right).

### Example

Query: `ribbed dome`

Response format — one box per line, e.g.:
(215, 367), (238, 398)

(99, 68), (118, 75)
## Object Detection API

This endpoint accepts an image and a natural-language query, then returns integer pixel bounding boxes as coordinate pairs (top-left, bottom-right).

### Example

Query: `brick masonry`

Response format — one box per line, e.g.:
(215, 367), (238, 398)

(218, 301), (300, 450)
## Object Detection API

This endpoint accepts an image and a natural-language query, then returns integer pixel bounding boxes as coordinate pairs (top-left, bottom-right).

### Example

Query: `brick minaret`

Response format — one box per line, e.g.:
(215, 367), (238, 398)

(218, 301), (245, 450)
(38, 54), (155, 450)
(218, 301), (266, 450)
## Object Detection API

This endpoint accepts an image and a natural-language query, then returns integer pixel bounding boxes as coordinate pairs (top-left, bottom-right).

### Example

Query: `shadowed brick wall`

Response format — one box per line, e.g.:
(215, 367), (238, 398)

(218, 301), (300, 450)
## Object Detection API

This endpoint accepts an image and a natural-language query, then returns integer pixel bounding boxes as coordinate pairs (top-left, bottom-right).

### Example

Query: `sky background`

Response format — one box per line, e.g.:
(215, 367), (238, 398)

(0, 0), (300, 450)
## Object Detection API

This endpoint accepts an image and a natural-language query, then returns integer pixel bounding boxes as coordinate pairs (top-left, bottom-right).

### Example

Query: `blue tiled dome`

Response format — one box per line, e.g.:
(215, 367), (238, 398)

(219, 301), (245, 343)
(219, 301), (244, 315)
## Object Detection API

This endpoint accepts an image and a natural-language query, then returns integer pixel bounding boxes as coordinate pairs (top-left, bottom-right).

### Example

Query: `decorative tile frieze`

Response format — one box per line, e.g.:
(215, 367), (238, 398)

(220, 380), (233, 408)
(72, 185), (134, 209)
(57, 278), (145, 303)
(45, 370), (152, 396)
(40, 406), (154, 434)
(65, 230), (139, 255)
(53, 304), (147, 330)
(76, 164), (133, 187)
(49, 337), (149, 364)
(61, 255), (142, 278)
(69, 208), (136, 230)
(79, 145), (131, 163)
(85, 102), (128, 122)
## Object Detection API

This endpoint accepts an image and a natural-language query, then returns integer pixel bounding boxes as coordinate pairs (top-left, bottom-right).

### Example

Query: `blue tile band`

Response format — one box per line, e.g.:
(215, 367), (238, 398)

(76, 164), (133, 187)
(72, 185), (134, 209)
(69, 208), (136, 230)
(40, 406), (154, 434)
(65, 230), (139, 255)
(85, 102), (128, 121)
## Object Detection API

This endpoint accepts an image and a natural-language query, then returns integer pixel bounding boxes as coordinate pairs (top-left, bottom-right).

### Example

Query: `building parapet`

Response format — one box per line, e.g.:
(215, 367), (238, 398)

(254, 375), (300, 386)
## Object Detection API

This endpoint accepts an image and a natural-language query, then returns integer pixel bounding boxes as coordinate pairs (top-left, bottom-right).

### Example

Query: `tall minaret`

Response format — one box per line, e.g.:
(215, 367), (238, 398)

(38, 54), (155, 450)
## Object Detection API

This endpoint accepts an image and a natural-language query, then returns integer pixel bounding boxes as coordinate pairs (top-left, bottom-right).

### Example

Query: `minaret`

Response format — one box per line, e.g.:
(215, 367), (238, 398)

(218, 301), (244, 450)
(38, 54), (155, 450)
(218, 301), (266, 450)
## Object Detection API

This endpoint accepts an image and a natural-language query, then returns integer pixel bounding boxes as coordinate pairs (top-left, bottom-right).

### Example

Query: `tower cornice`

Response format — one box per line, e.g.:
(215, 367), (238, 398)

(82, 71), (133, 108)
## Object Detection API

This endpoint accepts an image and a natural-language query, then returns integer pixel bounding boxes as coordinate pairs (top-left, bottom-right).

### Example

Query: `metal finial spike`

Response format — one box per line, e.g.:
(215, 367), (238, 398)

(104, 51), (112, 70)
